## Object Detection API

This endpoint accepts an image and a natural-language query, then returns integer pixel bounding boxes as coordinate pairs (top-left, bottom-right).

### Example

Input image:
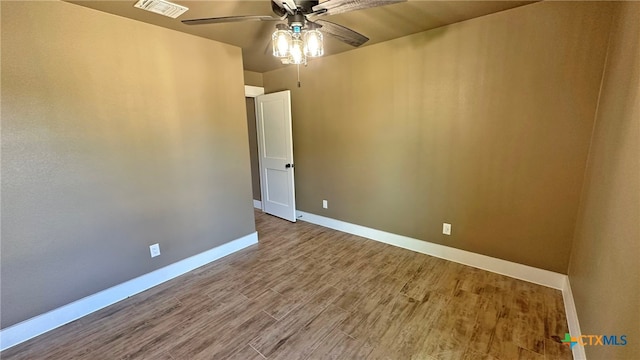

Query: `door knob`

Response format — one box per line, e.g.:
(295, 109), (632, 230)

(285, 163), (294, 169)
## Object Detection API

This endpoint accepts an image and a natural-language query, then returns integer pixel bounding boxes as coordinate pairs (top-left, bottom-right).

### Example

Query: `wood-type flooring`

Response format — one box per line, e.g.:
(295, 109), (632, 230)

(1, 210), (573, 359)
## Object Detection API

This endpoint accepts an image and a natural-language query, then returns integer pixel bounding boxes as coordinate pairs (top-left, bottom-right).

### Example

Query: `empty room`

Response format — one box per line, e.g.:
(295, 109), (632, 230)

(1, 0), (638, 359)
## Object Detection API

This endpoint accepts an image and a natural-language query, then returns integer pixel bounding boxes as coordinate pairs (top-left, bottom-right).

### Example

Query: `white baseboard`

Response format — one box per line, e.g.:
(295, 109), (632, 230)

(253, 200), (262, 209)
(0, 232), (258, 351)
(296, 211), (567, 290)
(296, 211), (586, 358)
(562, 277), (586, 360)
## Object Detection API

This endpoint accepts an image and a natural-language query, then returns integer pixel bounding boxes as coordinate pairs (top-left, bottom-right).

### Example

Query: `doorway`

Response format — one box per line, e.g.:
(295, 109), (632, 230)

(245, 93), (262, 209)
(245, 86), (297, 222)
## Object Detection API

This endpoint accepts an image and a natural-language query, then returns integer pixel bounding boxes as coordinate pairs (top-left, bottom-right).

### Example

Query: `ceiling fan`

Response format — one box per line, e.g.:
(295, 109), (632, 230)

(182, 0), (406, 64)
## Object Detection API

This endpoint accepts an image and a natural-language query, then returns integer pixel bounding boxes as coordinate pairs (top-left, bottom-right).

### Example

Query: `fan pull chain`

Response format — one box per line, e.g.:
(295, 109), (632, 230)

(297, 64), (301, 88)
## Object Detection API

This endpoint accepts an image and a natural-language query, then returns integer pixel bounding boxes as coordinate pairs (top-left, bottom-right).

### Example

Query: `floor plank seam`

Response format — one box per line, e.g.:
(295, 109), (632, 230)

(249, 343), (268, 359)
(262, 309), (280, 322)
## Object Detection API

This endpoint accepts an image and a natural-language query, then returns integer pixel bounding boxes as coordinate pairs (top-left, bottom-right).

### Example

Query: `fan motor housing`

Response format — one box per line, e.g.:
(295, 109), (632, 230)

(288, 13), (306, 29)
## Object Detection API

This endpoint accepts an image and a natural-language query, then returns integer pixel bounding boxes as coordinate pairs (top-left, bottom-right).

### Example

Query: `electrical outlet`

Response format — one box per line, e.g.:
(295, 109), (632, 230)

(149, 243), (161, 258)
(442, 223), (452, 235)
(322, 200), (328, 209)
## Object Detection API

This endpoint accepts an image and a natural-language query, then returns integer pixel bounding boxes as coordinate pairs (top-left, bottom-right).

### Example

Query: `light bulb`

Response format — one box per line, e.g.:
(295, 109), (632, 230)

(272, 29), (291, 58)
(288, 38), (306, 65)
(303, 29), (324, 57)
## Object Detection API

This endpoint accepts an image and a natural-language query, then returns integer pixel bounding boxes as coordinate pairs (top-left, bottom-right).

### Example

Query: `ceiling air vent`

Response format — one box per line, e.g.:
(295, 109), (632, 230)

(133, 0), (188, 19)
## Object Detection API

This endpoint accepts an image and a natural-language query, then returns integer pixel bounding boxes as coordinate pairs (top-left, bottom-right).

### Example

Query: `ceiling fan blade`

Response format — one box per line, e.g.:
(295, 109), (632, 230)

(272, 0), (298, 15)
(314, 19), (369, 47)
(182, 15), (280, 26)
(270, 0), (286, 17)
(312, 0), (406, 17)
(264, 39), (274, 55)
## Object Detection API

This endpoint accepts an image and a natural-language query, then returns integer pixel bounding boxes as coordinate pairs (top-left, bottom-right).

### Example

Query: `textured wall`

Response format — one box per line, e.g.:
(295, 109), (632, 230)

(568, 2), (640, 358)
(1, 1), (255, 328)
(263, 2), (612, 273)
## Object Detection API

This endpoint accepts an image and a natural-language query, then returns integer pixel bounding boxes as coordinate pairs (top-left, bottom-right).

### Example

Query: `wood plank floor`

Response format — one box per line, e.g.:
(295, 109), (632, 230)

(2, 210), (573, 360)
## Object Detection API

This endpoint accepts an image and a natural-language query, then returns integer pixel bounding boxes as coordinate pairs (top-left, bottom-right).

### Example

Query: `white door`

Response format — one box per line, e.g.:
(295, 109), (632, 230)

(256, 90), (296, 222)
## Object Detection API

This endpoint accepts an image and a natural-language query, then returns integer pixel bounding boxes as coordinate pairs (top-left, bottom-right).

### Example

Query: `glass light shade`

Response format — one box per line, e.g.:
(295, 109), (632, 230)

(303, 29), (324, 57)
(288, 38), (306, 65)
(272, 30), (292, 58)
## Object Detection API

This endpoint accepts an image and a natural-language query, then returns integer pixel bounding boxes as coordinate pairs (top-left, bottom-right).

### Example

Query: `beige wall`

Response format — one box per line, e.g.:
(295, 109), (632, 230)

(1, 1), (255, 328)
(244, 70), (264, 87)
(568, 2), (640, 358)
(263, 1), (612, 273)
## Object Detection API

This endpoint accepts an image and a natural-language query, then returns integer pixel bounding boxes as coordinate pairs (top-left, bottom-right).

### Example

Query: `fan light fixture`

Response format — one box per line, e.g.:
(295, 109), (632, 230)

(272, 17), (324, 65)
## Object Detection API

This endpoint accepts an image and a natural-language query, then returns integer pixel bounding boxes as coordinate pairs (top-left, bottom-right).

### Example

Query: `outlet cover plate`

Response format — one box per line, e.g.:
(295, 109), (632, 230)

(149, 243), (161, 257)
(442, 223), (451, 235)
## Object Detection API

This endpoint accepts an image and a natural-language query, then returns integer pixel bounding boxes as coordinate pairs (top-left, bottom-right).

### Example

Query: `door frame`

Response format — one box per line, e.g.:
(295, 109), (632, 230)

(245, 85), (265, 210)
(245, 85), (264, 98)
